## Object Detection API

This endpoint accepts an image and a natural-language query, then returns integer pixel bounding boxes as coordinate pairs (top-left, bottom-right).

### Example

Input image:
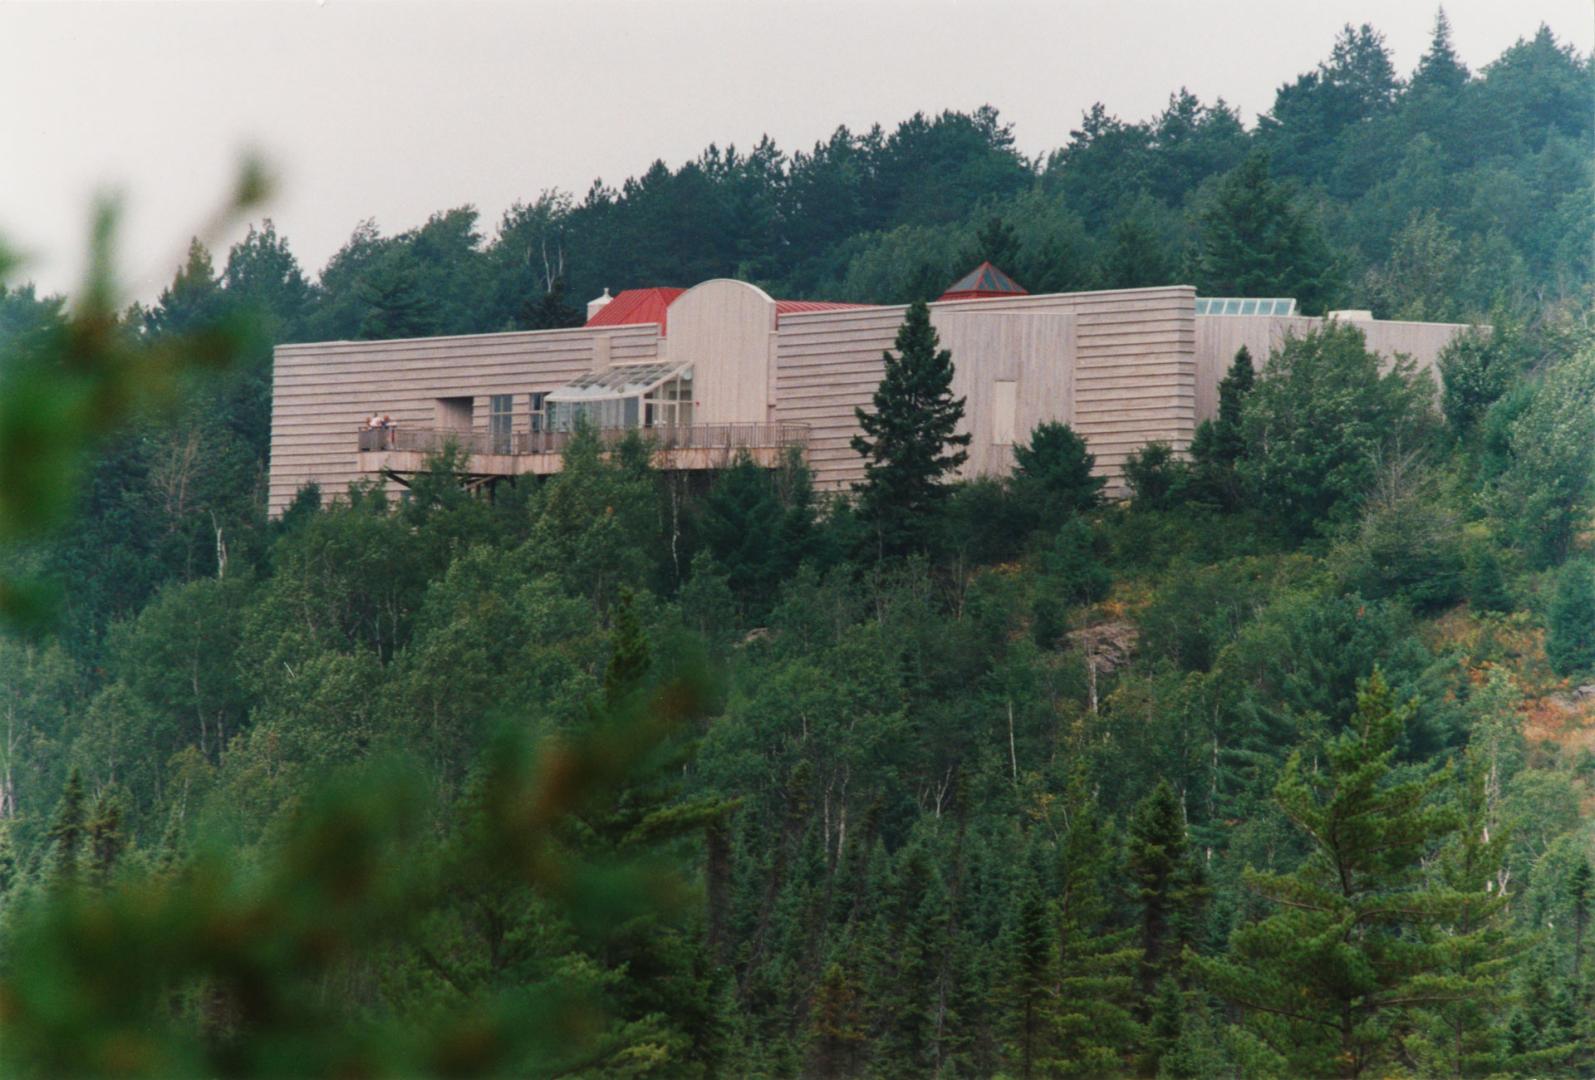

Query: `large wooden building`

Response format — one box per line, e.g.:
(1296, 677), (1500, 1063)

(268, 269), (1472, 515)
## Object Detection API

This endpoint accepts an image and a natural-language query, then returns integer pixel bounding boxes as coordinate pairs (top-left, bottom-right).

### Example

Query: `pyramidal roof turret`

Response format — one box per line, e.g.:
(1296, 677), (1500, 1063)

(939, 261), (1029, 301)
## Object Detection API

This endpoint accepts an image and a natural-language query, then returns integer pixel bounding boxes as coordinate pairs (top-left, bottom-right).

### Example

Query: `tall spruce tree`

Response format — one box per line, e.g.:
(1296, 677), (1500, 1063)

(1191, 670), (1479, 1078)
(1195, 153), (1339, 314)
(1188, 345), (1256, 506)
(1127, 780), (1205, 1007)
(1004, 883), (1055, 1079)
(1547, 560), (1595, 677)
(1407, 752), (1528, 1077)
(851, 300), (970, 556)
(1010, 421), (1104, 534)
(45, 769), (86, 886)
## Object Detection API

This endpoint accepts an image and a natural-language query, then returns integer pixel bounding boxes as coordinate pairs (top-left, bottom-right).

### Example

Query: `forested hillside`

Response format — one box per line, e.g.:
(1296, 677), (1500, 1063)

(1, 14), (1594, 1078)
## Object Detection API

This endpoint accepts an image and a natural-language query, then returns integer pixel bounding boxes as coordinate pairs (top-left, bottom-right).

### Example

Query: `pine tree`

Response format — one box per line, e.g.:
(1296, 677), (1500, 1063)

(696, 453), (788, 616)
(356, 246), (439, 340)
(807, 961), (866, 1078)
(85, 785), (127, 889)
(1127, 780), (1204, 1006)
(1004, 884), (1055, 1079)
(966, 215), (1022, 277)
(1010, 421), (1104, 534)
(1569, 857), (1592, 980)
(1410, 8), (1469, 99)
(852, 300), (971, 556)
(603, 588), (652, 705)
(1467, 542), (1513, 614)
(1189, 346), (1256, 507)
(1195, 153), (1339, 314)
(46, 769), (86, 887)
(1407, 752), (1528, 1077)
(146, 238), (226, 337)
(1190, 670), (1478, 1078)
(516, 276), (584, 330)
(1546, 561), (1595, 677)
(1101, 217), (1175, 289)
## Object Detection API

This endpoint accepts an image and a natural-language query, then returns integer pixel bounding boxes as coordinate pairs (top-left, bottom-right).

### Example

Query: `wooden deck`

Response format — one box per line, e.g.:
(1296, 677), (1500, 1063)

(356, 423), (809, 486)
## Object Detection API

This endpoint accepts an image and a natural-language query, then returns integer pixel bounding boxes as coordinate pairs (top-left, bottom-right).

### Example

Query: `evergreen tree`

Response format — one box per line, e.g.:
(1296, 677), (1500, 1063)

(85, 785), (126, 889)
(1188, 346), (1256, 506)
(1010, 421), (1104, 534)
(515, 276), (584, 330)
(1004, 883), (1055, 1079)
(1466, 542), (1512, 614)
(1407, 753), (1528, 1077)
(45, 768), (85, 887)
(1100, 216), (1175, 289)
(851, 300), (970, 556)
(1213, 345), (1255, 459)
(807, 961), (866, 1078)
(966, 214), (1022, 276)
(1123, 442), (1188, 510)
(603, 588), (652, 705)
(1569, 857), (1592, 980)
(696, 453), (788, 616)
(1547, 561), (1595, 677)
(356, 246), (439, 340)
(1191, 671), (1478, 1078)
(1044, 788), (1142, 1076)
(1410, 8), (1470, 100)
(145, 238), (226, 338)
(1195, 153), (1339, 314)
(1127, 780), (1203, 1006)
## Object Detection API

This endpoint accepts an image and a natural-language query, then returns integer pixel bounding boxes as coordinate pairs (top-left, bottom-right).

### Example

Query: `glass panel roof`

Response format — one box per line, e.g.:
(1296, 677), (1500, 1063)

(546, 362), (691, 404)
(1196, 297), (1297, 316)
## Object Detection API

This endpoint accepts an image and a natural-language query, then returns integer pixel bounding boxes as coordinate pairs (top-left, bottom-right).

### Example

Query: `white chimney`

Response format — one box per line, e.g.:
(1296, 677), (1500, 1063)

(586, 287), (612, 322)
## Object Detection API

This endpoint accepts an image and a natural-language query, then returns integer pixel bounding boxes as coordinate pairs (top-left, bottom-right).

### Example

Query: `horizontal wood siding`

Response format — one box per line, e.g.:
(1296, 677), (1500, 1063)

(775, 286), (1196, 495)
(268, 325), (659, 514)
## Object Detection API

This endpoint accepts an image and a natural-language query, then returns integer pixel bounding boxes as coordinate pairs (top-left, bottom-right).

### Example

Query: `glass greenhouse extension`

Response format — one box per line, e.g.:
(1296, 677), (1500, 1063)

(544, 362), (695, 432)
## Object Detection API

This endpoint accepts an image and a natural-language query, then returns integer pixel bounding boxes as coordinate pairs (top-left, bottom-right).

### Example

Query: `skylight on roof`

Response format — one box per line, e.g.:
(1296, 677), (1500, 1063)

(546, 362), (690, 404)
(1195, 298), (1297, 316)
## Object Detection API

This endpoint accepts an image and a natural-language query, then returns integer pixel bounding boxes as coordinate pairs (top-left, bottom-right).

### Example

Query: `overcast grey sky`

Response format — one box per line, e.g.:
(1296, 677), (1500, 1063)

(1, 0), (1590, 301)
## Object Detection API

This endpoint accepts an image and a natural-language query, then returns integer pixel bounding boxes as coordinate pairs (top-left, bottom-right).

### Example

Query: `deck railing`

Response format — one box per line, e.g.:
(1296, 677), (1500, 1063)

(358, 422), (810, 457)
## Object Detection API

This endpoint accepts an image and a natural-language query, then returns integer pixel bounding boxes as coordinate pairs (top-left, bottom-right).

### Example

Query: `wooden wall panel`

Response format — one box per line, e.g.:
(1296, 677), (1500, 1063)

(775, 286), (1196, 495)
(268, 325), (659, 515)
(939, 311), (1075, 478)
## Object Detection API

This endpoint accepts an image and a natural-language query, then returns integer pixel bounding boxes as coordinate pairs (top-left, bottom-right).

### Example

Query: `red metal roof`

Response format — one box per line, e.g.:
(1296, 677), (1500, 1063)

(584, 287), (686, 334)
(586, 287), (871, 336)
(939, 261), (1029, 302)
(775, 300), (873, 319)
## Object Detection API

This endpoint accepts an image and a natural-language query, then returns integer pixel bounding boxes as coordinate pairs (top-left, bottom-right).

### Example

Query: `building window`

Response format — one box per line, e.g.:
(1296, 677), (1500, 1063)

(490, 394), (514, 454)
(644, 374), (694, 429)
(529, 391), (547, 433)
